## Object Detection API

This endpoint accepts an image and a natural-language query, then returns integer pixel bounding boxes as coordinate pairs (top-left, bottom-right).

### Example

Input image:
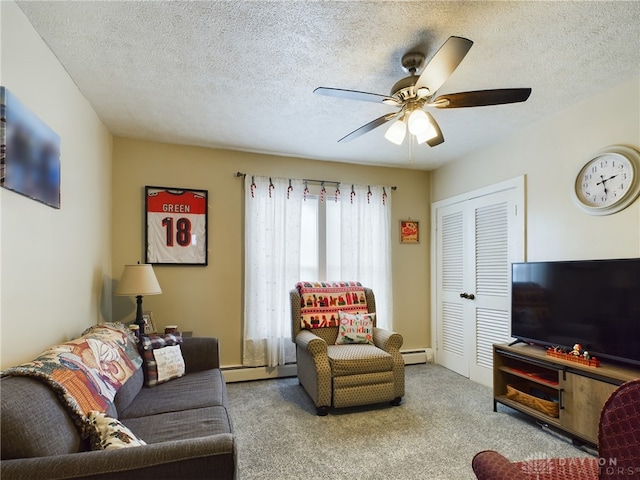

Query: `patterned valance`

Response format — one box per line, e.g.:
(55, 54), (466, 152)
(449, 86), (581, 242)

(241, 173), (392, 205)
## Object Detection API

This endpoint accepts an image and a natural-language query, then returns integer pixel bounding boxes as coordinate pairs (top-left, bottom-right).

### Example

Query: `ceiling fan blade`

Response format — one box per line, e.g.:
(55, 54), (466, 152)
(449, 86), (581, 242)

(314, 87), (399, 106)
(415, 36), (473, 96)
(338, 113), (398, 143)
(431, 88), (532, 108)
(424, 111), (444, 147)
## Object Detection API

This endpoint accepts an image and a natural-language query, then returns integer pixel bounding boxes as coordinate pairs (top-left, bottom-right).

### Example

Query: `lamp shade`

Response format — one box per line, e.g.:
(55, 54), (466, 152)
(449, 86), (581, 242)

(416, 122), (437, 144)
(115, 264), (162, 296)
(407, 109), (430, 136)
(384, 118), (407, 145)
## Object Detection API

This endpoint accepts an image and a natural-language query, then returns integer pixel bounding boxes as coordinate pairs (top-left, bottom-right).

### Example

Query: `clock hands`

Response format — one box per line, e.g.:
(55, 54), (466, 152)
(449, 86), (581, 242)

(597, 174), (618, 195)
(597, 174), (618, 185)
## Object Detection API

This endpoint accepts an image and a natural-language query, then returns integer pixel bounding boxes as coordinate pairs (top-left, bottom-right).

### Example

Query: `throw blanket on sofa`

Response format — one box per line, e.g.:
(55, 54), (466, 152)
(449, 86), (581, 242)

(296, 281), (368, 328)
(1, 323), (142, 437)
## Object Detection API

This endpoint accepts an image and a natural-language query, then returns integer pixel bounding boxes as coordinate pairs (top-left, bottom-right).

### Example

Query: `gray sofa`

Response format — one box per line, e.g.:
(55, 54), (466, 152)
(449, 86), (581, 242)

(1, 336), (237, 480)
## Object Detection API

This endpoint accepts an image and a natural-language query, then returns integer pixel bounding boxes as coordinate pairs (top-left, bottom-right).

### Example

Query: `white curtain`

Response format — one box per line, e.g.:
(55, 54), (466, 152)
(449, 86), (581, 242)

(327, 184), (393, 329)
(243, 175), (303, 367)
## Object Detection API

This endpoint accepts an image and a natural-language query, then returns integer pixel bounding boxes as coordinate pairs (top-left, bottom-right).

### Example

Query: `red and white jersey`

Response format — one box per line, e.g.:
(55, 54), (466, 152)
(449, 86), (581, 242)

(146, 189), (207, 264)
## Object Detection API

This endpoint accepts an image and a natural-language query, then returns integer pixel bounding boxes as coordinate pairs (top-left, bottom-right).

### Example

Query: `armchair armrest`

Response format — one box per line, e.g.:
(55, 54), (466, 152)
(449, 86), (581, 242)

(373, 327), (403, 352)
(295, 330), (328, 357)
(471, 450), (524, 480)
(0, 434), (237, 480)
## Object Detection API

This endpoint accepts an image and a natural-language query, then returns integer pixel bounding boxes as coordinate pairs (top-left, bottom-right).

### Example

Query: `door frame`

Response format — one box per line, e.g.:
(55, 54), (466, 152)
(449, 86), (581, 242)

(430, 175), (526, 370)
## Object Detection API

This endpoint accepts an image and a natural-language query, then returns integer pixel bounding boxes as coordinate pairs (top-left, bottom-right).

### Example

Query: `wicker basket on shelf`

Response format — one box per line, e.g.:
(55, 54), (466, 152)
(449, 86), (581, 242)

(506, 383), (559, 418)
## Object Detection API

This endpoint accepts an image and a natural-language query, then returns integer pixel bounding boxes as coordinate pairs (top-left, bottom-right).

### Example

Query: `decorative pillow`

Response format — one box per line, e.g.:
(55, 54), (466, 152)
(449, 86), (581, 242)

(88, 411), (146, 450)
(336, 311), (375, 344)
(139, 333), (185, 387)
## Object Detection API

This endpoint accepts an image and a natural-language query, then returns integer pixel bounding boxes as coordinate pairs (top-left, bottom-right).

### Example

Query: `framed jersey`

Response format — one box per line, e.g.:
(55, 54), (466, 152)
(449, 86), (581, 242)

(145, 186), (208, 265)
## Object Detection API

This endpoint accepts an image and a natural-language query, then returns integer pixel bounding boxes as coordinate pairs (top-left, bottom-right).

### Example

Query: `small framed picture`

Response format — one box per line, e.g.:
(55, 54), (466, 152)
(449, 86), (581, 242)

(142, 311), (157, 334)
(400, 220), (419, 244)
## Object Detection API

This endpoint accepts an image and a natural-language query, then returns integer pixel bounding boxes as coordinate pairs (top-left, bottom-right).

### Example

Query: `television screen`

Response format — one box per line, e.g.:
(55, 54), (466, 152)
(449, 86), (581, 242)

(511, 258), (640, 367)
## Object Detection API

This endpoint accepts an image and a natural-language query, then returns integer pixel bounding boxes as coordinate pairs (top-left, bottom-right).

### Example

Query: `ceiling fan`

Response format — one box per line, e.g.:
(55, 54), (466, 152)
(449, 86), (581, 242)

(314, 36), (532, 147)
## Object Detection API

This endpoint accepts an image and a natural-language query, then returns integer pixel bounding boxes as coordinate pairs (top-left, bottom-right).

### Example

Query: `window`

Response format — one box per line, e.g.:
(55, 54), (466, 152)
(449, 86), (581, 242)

(244, 176), (393, 367)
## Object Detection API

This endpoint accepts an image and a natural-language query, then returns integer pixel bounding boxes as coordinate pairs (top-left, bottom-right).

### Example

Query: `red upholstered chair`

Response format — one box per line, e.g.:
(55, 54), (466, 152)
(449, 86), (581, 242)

(471, 378), (640, 480)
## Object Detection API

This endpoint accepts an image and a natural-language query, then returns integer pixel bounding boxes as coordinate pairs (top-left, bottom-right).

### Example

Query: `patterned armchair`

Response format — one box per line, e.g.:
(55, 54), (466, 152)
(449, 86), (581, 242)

(290, 282), (404, 416)
(472, 378), (640, 479)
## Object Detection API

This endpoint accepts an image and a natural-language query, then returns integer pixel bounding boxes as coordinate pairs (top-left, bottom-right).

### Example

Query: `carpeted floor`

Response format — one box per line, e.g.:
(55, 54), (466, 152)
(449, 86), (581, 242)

(226, 363), (592, 479)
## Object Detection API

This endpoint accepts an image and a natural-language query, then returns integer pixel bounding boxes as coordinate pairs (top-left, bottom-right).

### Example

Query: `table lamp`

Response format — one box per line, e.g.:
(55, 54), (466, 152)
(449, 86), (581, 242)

(115, 264), (162, 334)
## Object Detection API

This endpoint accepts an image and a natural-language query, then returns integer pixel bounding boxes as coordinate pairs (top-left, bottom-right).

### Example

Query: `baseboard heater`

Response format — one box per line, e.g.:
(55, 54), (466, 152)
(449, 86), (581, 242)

(222, 348), (433, 383)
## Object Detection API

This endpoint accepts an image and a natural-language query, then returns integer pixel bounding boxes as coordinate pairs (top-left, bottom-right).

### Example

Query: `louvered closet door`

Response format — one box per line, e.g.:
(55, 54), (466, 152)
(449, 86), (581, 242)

(434, 178), (524, 387)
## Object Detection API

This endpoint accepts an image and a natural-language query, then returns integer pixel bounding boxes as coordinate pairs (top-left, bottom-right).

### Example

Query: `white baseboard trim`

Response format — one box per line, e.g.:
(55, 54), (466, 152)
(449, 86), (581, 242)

(222, 348), (434, 383)
(222, 364), (297, 383)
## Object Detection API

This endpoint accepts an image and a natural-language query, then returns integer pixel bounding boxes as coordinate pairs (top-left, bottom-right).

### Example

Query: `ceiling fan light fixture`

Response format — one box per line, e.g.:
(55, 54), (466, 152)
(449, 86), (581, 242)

(416, 122), (437, 144)
(384, 118), (406, 145)
(408, 109), (431, 136)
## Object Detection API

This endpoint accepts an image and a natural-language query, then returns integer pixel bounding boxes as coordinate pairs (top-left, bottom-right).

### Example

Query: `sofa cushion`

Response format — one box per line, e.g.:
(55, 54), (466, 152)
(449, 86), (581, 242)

(122, 406), (232, 444)
(88, 411), (147, 449)
(0, 377), (87, 459)
(327, 344), (393, 376)
(119, 369), (227, 419)
(113, 367), (144, 415)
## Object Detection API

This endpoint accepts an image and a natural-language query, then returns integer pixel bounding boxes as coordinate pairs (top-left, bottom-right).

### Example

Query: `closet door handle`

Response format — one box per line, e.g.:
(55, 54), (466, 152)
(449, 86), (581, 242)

(459, 292), (476, 300)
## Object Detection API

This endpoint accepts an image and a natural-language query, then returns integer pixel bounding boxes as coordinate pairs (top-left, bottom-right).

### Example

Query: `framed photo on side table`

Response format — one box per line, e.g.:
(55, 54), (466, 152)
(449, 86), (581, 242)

(142, 311), (157, 334)
(400, 220), (419, 244)
(145, 186), (208, 265)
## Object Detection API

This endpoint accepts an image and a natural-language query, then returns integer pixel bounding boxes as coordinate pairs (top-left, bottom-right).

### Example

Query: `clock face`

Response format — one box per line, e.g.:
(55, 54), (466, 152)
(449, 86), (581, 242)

(576, 153), (634, 207)
(574, 146), (640, 215)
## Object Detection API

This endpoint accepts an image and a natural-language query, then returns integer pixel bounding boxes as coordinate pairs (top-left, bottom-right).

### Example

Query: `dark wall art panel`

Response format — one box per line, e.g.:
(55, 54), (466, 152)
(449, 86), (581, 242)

(1, 86), (61, 209)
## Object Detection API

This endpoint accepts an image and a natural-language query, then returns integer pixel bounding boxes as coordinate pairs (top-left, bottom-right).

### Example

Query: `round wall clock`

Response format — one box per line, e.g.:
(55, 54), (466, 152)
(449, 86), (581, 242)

(573, 145), (640, 215)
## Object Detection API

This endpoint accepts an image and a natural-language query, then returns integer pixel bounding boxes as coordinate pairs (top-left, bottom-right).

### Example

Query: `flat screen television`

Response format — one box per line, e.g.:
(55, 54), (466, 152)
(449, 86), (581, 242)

(511, 258), (640, 367)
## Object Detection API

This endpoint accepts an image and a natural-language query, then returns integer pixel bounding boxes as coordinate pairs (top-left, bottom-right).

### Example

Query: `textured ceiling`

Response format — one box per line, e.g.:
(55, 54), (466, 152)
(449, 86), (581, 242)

(16, 1), (640, 170)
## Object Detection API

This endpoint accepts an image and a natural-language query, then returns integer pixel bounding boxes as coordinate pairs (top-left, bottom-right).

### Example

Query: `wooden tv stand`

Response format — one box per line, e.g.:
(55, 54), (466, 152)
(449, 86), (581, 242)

(493, 343), (640, 446)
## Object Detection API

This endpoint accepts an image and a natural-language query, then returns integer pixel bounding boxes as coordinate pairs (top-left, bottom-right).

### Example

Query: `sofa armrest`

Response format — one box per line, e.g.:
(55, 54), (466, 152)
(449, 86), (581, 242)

(295, 330), (328, 357)
(180, 337), (220, 373)
(0, 434), (237, 480)
(471, 450), (525, 480)
(373, 327), (403, 352)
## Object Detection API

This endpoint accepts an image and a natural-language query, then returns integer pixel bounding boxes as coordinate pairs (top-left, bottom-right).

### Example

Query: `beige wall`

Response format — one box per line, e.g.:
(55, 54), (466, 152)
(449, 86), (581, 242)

(4, 0), (637, 372)
(0, 1), (113, 368)
(112, 140), (431, 367)
(431, 77), (640, 261)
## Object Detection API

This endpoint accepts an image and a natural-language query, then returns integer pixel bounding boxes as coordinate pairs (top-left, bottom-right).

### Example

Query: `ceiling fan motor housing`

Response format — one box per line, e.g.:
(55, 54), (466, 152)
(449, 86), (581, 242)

(390, 75), (418, 102)
(391, 52), (427, 102)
